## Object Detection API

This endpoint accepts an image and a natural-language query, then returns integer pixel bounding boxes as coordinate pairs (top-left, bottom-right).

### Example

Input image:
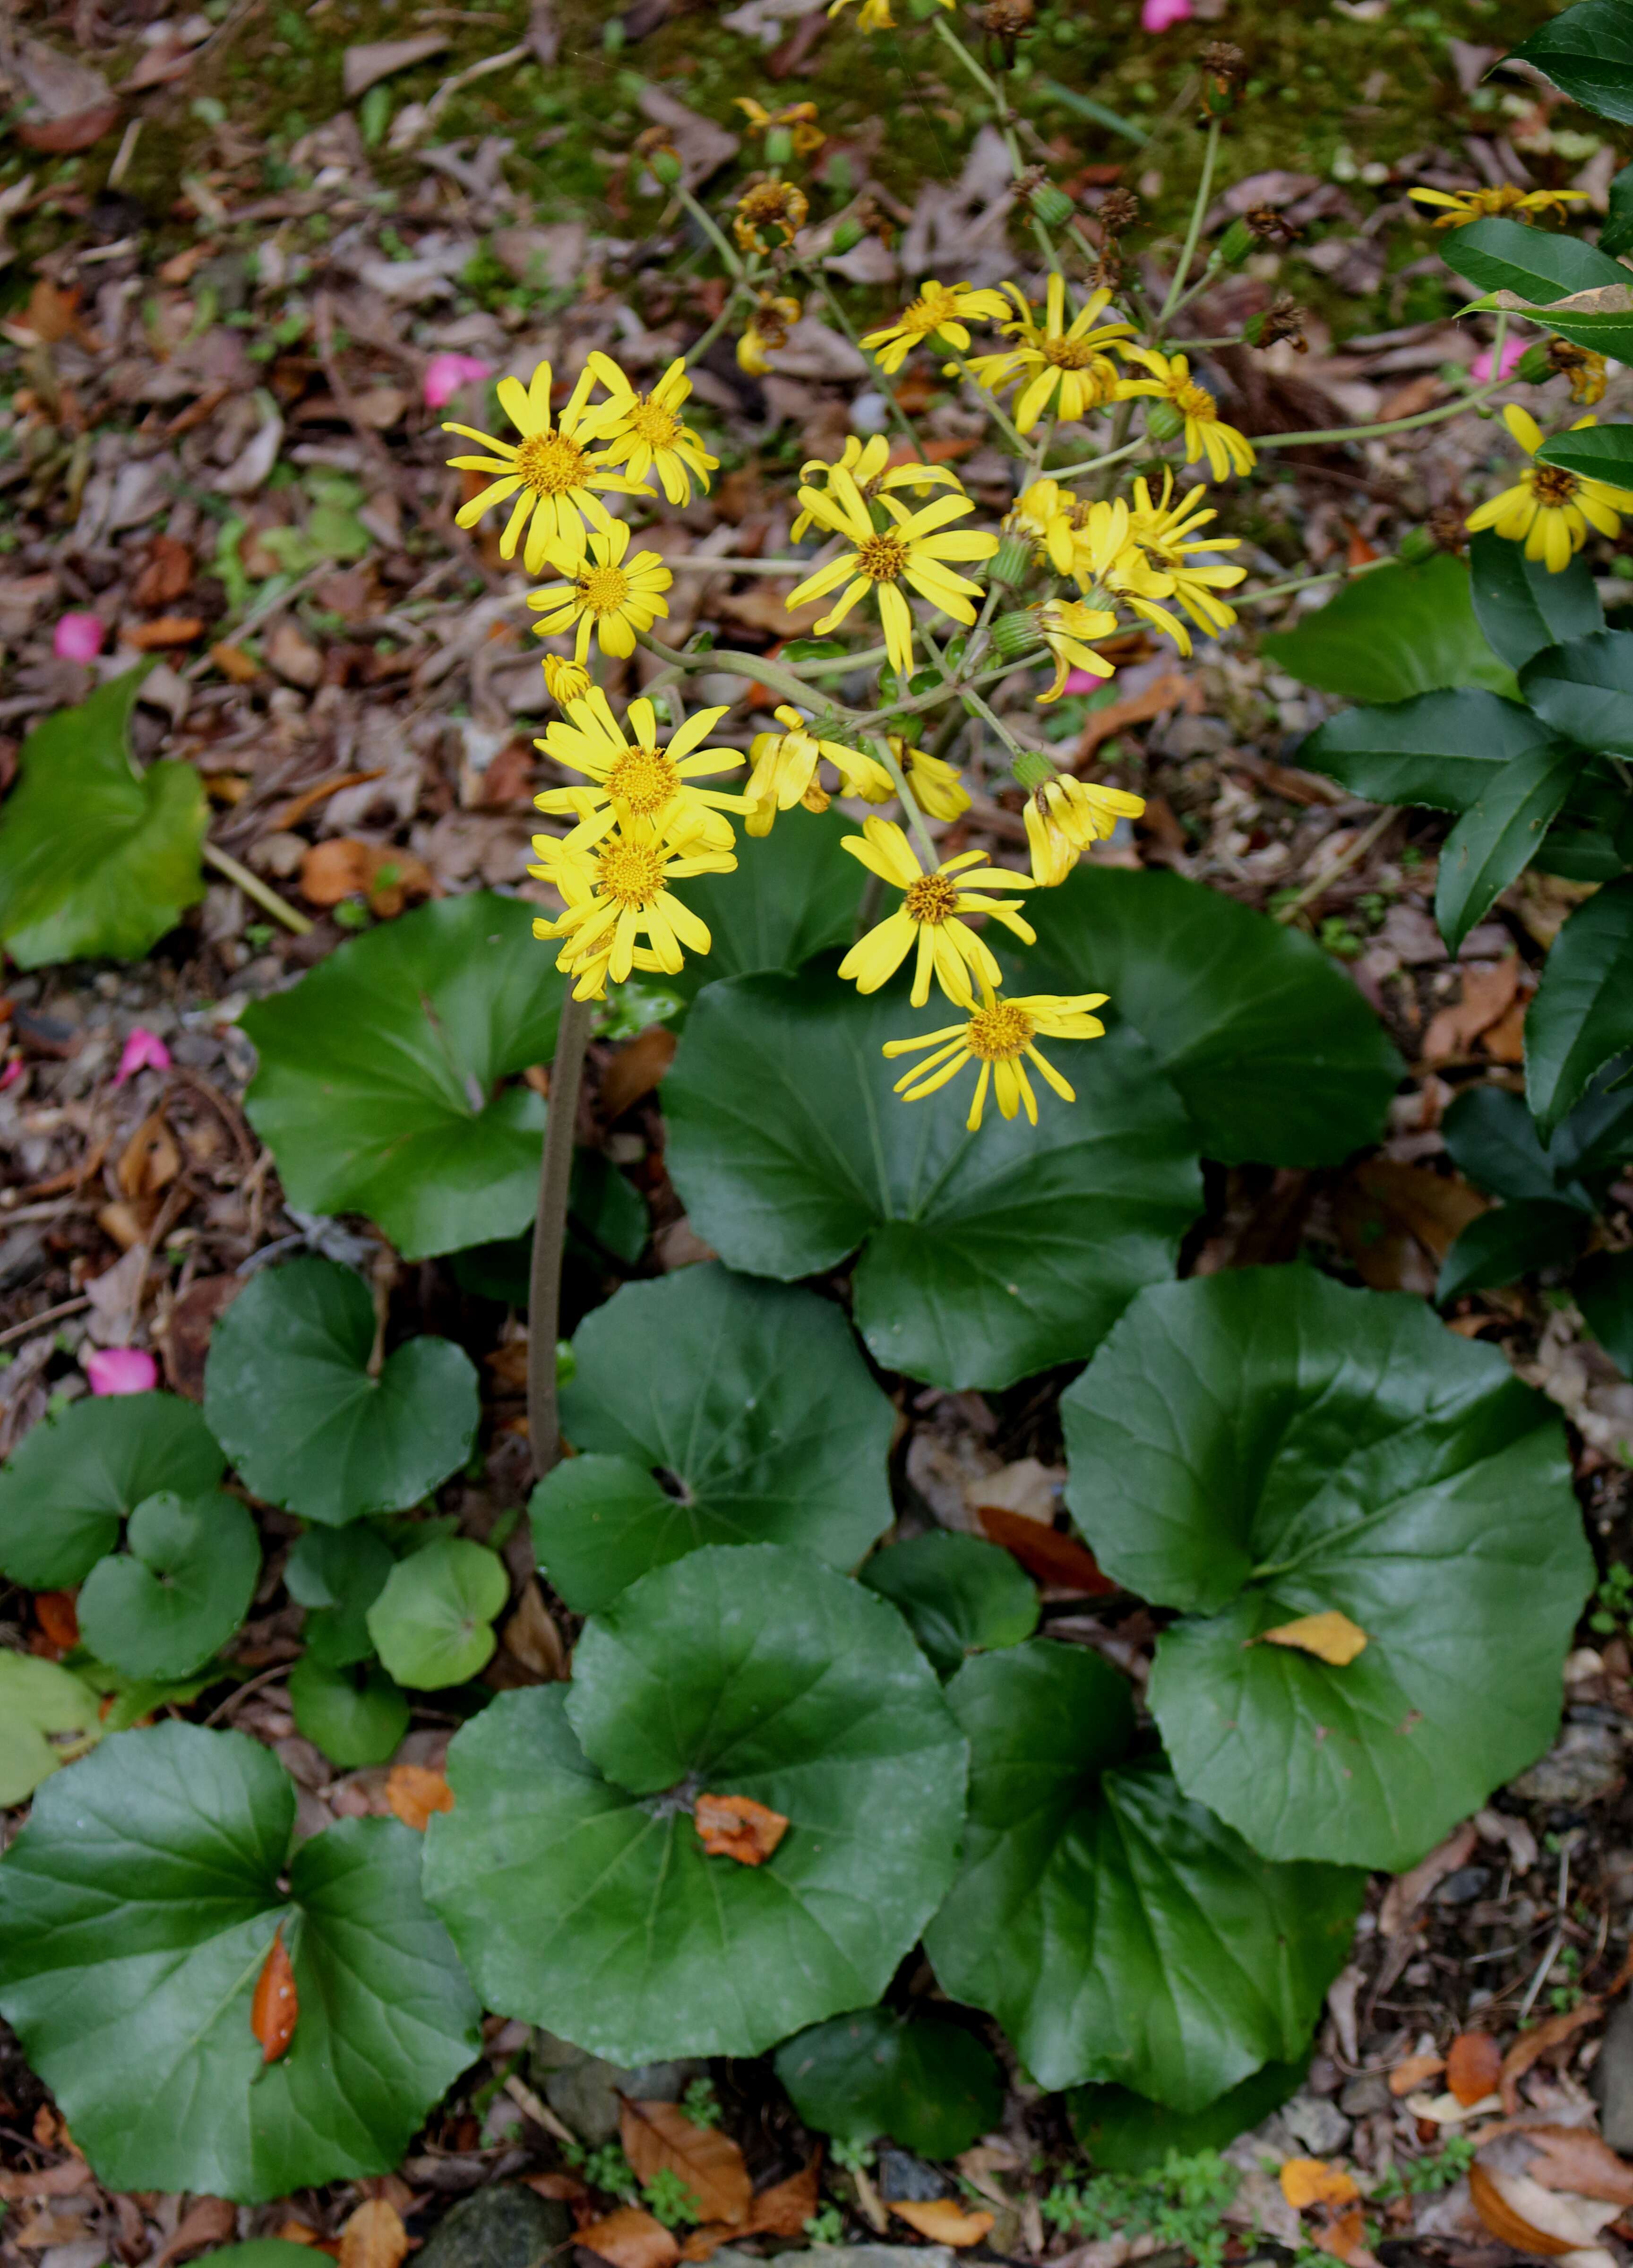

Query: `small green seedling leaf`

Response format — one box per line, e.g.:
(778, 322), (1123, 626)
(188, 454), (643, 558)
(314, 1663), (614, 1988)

(859, 1532), (1039, 1676)
(774, 2005), (1003, 2156)
(367, 1537), (508, 1689)
(0, 1654), (104, 1806)
(0, 1392), (224, 1590)
(77, 1489), (260, 1679)
(289, 1656), (411, 1768)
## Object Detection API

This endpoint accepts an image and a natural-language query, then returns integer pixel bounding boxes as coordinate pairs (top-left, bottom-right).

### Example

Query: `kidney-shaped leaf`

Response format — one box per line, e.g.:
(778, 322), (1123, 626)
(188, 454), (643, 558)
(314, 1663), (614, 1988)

(241, 893), (566, 1259)
(1023, 866), (1402, 1167)
(859, 1532), (1039, 1677)
(534, 1264), (895, 1612)
(774, 2004), (1004, 2157)
(290, 1656), (411, 1769)
(1525, 877), (1633, 1135)
(664, 966), (1200, 1392)
(0, 1722), (481, 2199)
(0, 1654), (104, 1806)
(1061, 1269), (1592, 1869)
(1512, 0), (1633, 125)
(286, 1526), (395, 1668)
(423, 1543), (967, 2063)
(1299, 690), (1562, 812)
(77, 1489), (260, 1679)
(366, 1538), (507, 1689)
(1469, 531), (1604, 672)
(1261, 554), (1513, 703)
(923, 1642), (1363, 2105)
(204, 1258), (479, 1525)
(0, 670), (207, 969)
(668, 808), (865, 990)
(0, 1392), (225, 1590)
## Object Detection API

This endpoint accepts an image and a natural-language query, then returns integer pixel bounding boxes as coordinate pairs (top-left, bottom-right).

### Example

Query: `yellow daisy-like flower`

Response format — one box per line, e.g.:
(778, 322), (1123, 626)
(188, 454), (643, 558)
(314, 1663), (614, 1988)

(743, 706), (894, 836)
(1125, 472), (1246, 640)
(733, 179), (810, 254)
(1008, 478), (1087, 576)
(535, 688), (746, 853)
(1120, 347), (1257, 480)
(444, 360), (650, 573)
(861, 279), (1010, 376)
(829, 0), (953, 26)
(898, 739), (970, 821)
(838, 816), (1035, 1009)
(1465, 405), (1633, 571)
(965, 276), (1136, 433)
(1035, 598), (1118, 704)
(734, 97), (824, 157)
(791, 435), (966, 541)
(531, 817), (734, 991)
(738, 292), (802, 377)
(526, 522), (672, 665)
(884, 984), (1109, 1130)
(541, 654), (592, 706)
(1408, 183), (1589, 229)
(788, 466), (999, 680)
(1023, 773), (1146, 888)
(580, 353), (718, 507)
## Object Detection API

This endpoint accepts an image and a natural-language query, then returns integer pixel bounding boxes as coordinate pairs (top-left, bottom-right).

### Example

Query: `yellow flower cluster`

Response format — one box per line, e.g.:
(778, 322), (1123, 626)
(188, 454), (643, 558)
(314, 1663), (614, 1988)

(1013, 471), (1247, 659)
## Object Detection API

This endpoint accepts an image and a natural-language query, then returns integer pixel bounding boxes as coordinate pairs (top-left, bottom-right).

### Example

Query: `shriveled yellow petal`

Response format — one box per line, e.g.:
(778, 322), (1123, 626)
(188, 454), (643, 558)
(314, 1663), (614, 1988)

(1257, 1610), (1368, 1667)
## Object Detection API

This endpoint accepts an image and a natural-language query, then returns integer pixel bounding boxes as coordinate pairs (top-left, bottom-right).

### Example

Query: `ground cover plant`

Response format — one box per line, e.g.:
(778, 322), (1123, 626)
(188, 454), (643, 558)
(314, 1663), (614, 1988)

(8, 0), (1633, 2263)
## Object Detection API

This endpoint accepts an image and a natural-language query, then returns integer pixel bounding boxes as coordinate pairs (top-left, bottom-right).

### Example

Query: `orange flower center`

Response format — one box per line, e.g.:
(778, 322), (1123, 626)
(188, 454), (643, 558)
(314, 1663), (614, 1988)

(1530, 464), (1579, 507)
(857, 530), (910, 584)
(516, 430), (591, 496)
(605, 747), (679, 815)
(596, 837), (665, 907)
(904, 872), (961, 926)
(966, 1003), (1035, 1062)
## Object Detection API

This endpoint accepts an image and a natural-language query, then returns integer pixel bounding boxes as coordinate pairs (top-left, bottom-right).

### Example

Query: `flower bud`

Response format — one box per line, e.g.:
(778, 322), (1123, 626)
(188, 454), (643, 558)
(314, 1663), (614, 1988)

(1513, 344), (1552, 386)
(1217, 215), (1255, 268)
(1012, 749), (1056, 791)
(831, 215), (864, 254)
(765, 125), (794, 166)
(1144, 399), (1185, 442)
(992, 609), (1044, 659)
(989, 535), (1036, 591)
(1030, 182), (1075, 228)
(1395, 527), (1436, 566)
(649, 147), (682, 187)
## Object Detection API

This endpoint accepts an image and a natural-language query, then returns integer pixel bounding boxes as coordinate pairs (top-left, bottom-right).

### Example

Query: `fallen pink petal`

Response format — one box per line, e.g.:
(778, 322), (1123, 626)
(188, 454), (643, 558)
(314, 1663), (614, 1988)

(85, 1348), (159, 1396)
(53, 612), (106, 662)
(423, 352), (493, 410)
(113, 1027), (172, 1085)
(1141, 0), (1192, 28)
(0, 1059), (22, 1092)
(1472, 336), (1527, 384)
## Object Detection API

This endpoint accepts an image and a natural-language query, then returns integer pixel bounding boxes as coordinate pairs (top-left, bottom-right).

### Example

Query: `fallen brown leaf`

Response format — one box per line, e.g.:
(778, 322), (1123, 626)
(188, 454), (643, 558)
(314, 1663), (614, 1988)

(34, 1590), (79, 1650)
(679, 2154), (822, 2259)
(1421, 957), (1524, 1065)
(1281, 2159), (1360, 2211)
(1334, 1159), (1487, 1295)
(502, 1580), (568, 1681)
(271, 770), (388, 832)
(620, 2098), (752, 2227)
(0, 2165), (94, 2204)
(1446, 2031), (1504, 2107)
(15, 2209), (95, 2251)
(887, 2199), (994, 2247)
(385, 1763), (454, 1831)
(1379, 1821), (1479, 1936)
(299, 840), (434, 919)
(338, 2199), (409, 2268)
(1469, 2162), (1575, 2253)
(121, 616), (204, 651)
(976, 1503), (1115, 1594)
(1521, 2128), (1633, 2206)
(251, 1925), (298, 2062)
(1311, 2206), (1376, 2267)
(210, 643), (261, 684)
(1258, 1610), (1368, 1666)
(1501, 1999), (1604, 2112)
(1388, 2051), (1446, 2096)
(119, 1109), (180, 1201)
(600, 1027), (678, 1122)
(152, 2196), (237, 2268)
(16, 101), (120, 151)
(576, 2207), (680, 2268)
(133, 535), (195, 609)
(694, 1793), (789, 1866)
(1074, 670), (1203, 764)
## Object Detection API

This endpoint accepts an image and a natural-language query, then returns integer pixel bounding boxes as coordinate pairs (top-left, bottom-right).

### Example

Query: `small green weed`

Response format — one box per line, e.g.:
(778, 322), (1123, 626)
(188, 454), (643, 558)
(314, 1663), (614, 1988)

(1373, 2132), (1475, 2199)
(1041, 2149), (1240, 2268)
(643, 2168), (704, 2227)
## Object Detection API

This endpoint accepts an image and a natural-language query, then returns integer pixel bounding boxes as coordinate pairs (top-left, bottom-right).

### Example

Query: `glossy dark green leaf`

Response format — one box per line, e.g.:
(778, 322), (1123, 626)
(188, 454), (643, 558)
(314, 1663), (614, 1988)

(1435, 1200), (1590, 1305)
(664, 966), (1199, 1392)
(1526, 877), (1633, 1134)
(0, 1393), (225, 1590)
(1434, 739), (1586, 953)
(1438, 215), (1630, 304)
(1603, 160), (1633, 255)
(285, 1527), (395, 1668)
(859, 1533), (1039, 1677)
(1442, 1082), (1597, 1209)
(0, 1655), (103, 1806)
(0, 670), (207, 969)
(0, 1723), (480, 2199)
(1578, 1248), (1633, 1379)
(1260, 555), (1514, 703)
(1522, 631), (1633, 758)
(668, 808), (865, 990)
(197, 2248), (325, 2268)
(1556, 1052), (1633, 1174)
(367, 1538), (507, 1689)
(923, 1642), (1363, 2104)
(1536, 425), (1633, 491)
(241, 893), (566, 1259)
(774, 2006), (1003, 2156)
(1024, 867), (1402, 1166)
(289, 1655), (411, 1768)
(424, 1544), (967, 2062)
(1067, 2062), (1308, 2175)
(1512, 0), (1633, 125)
(205, 1258), (479, 1526)
(1523, 307), (1633, 362)
(1469, 530), (1604, 671)
(1299, 689), (1556, 811)
(1062, 1269), (1592, 1869)
(77, 1489), (260, 1679)
(535, 1264), (894, 1612)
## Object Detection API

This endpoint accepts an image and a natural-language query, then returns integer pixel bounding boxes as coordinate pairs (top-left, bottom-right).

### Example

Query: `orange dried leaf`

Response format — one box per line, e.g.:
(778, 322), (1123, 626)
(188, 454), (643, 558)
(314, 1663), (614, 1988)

(619, 2099), (752, 2226)
(1312, 2207), (1374, 2266)
(1258, 1611), (1368, 1667)
(1388, 2053), (1445, 2096)
(211, 642), (261, 683)
(576, 2208), (680, 2268)
(694, 1793), (789, 1867)
(1469, 2163), (1575, 2254)
(742, 2156), (821, 2238)
(1501, 1998), (1602, 2111)
(1280, 2159), (1360, 2211)
(1524, 2127), (1633, 2206)
(887, 2200), (995, 2248)
(121, 615), (204, 650)
(251, 1924), (298, 2062)
(338, 2199), (408, 2268)
(386, 1763), (454, 1831)
(1446, 2030), (1503, 2107)
(33, 1591), (79, 1650)
(975, 1503), (1116, 1594)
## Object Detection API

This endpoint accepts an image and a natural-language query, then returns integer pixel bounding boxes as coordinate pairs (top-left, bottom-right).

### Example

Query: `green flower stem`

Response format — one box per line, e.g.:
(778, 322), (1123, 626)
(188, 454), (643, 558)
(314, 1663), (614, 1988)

(664, 553), (830, 572)
(637, 632), (1027, 728)
(811, 279), (920, 448)
(1159, 119), (1221, 328)
(960, 684), (1030, 769)
(870, 732), (941, 870)
(1257, 373), (1507, 450)
(201, 840), (314, 936)
(676, 182), (746, 281)
(683, 286), (749, 370)
(933, 14), (999, 101)
(944, 352), (1028, 455)
(1049, 435), (1147, 484)
(526, 986), (594, 1477)
(1237, 555), (1395, 609)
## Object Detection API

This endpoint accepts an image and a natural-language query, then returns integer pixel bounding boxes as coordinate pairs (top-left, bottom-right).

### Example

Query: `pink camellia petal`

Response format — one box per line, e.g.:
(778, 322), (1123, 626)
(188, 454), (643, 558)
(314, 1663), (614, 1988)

(1142, 0), (1192, 25)
(0, 1059), (22, 1091)
(113, 1027), (172, 1086)
(1472, 336), (1526, 384)
(85, 1348), (159, 1397)
(423, 352), (493, 410)
(53, 612), (107, 663)
(1063, 668), (1108, 697)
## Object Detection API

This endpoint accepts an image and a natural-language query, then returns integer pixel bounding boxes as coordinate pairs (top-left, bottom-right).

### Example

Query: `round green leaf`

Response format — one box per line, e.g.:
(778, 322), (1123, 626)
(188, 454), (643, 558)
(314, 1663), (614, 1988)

(774, 2005), (1003, 2156)
(240, 893), (567, 1259)
(77, 1489), (260, 1679)
(286, 1526), (395, 1667)
(859, 1533), (1039, 1677)
(664, 965), (1200, 1391)
(1068, 2061), (1308, 2174)
(0, 1392), (225, 1590)
(667, 808), (865, 992)
(534, 1264), (895, 1612)
(1061, 1269), (1593, 1869)
(367, 1538), (507, 1689)
(922, 1641), (1363, 2105)
(290, 1655), (411, 1768)
(1024, 867), (1402, 1168)
(205, 1258), (480, 1526)
(423, 1543), (967, 2062)
(0, 1722), (481, 2199)
(0, 1654), (103, 1806)
(1260, 553), (1513, 704)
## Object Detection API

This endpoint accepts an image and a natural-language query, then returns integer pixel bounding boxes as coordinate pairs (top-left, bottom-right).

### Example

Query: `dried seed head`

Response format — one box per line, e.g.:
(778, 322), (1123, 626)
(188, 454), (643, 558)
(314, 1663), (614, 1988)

(1246, 203), (1301, 245)
(1244, 294), (1308, 353)
(984, 0), (1034, 31)
(1426, 504), (1469, 555)
(1099, 188), (1141, 234)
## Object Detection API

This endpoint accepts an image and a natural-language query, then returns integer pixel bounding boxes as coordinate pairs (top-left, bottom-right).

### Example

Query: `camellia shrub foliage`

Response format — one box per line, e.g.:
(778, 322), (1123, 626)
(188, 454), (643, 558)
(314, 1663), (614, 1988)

(6, 0), (1633, 2202)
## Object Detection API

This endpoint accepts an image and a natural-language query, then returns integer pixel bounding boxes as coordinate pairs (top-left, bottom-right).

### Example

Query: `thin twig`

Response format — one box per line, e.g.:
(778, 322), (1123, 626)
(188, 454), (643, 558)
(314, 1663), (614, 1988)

(0, 1296), (91, 1348)
(202, 841), (314, 936)
(1274, 805), (1400, 923)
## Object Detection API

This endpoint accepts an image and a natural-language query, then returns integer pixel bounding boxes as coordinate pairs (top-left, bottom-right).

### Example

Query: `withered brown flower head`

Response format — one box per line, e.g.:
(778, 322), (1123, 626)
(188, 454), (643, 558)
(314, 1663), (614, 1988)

(1427, 503), (1468, 555)
(1200, 40), (1248, 86)
(1253, 294), (1308, 352)
(633, 125), (679, 165)
(1099, 188), (1141, 234)
(733, 180), (809, 255)
(984, 0), (1033, 31)
(1246, 203), (1301, 246)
